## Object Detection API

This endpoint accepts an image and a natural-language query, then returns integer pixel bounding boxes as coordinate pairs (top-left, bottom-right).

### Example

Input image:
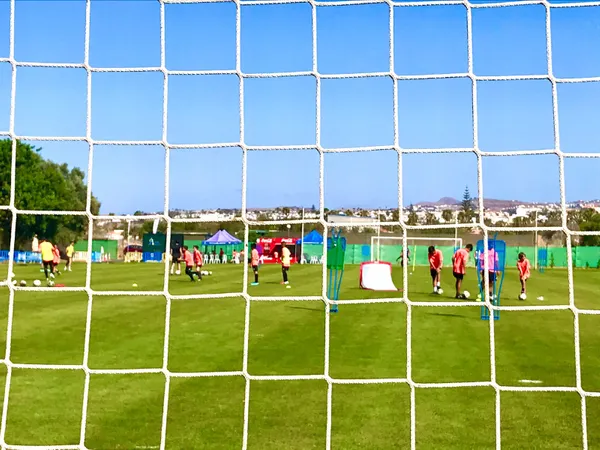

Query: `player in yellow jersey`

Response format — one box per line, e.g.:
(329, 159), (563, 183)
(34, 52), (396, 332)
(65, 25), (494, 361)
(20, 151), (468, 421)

(39, 238), (55, 280)
(281, 242), (291, 286)
(64, 241), (74, 271)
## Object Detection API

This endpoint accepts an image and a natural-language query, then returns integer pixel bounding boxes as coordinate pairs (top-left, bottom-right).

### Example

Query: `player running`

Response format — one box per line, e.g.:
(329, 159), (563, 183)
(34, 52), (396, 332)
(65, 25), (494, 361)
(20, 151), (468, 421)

(452, 243), (473, 299)
(64, 241), (74, 272)
(281, 242), (291, 286)
(250, 244), (260, 286)
(428, 246), (443, 294)
(517, 252), (531, 299)
(181, 246), (197, 282)
(193, 245), (203, 280)
(39, 238), (55, 281)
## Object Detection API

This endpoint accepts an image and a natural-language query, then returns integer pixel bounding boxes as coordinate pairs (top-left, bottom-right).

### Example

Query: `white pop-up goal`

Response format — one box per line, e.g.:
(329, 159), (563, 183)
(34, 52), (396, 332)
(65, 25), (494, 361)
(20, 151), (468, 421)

(359, 261), (399, 291)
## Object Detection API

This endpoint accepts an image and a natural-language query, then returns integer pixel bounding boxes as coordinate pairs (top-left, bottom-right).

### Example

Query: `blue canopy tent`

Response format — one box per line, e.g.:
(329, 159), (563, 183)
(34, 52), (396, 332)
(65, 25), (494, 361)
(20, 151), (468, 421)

(202, 230), (242, 245)
(202, 230), (243, 261)
(297, 229), (324, 263)
(297, 229), (323, 245)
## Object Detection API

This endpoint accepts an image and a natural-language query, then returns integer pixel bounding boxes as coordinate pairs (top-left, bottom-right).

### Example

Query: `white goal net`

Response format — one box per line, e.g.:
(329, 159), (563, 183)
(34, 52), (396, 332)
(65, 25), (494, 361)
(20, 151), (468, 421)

(370, 236), (463, 264)
(0, 0), (599, 449)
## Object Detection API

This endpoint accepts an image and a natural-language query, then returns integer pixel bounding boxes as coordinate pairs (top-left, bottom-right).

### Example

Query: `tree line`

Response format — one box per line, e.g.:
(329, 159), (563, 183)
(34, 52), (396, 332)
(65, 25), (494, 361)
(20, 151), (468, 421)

(0, 139), (101, 249)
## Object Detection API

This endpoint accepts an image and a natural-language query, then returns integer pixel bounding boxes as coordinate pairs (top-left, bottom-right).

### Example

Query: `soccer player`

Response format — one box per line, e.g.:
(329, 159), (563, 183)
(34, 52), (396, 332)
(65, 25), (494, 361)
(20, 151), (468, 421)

(396, 247), (410, 267)
(52, 245), (62, 276)
(39, 238), (54, 280)
(452, 244), (473, 299)
(428, 246), (443, 294)
(281, 242), (291, 285)
(193, 245), (203, 280)
(479, 243), (499, 300)
(181, 246), (196, 282)
(64, 241), (74, 272)
(517, 252), (531, 299)
(171, 240), (182, 275)
(250, 244), (260, 286)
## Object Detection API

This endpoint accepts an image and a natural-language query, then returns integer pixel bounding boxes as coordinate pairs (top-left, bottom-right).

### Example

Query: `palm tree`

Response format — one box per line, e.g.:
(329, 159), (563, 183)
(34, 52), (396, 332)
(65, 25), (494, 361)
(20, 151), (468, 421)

(442, 209), (453, 223)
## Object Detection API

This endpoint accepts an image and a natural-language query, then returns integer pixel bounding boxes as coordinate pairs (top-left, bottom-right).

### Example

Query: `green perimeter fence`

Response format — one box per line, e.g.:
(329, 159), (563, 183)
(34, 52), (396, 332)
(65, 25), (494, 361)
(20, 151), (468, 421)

(302, 243), (600, 269)
(74, 240), (118, 260)
(14, 240), (600, 268)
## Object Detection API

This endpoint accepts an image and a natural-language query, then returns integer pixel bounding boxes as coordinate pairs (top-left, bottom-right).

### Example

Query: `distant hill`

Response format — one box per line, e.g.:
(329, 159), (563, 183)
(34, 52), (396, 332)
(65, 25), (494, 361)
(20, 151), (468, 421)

(416, 197), (460, 206)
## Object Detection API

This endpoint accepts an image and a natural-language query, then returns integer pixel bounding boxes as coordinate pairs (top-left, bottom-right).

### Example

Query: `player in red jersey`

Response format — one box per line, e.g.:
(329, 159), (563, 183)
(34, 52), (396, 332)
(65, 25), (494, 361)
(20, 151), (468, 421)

(452, 244), (473, 299)
(428, 246), (444, 294)
(517, 252), (531, 299)
(193, 245), (203, 280)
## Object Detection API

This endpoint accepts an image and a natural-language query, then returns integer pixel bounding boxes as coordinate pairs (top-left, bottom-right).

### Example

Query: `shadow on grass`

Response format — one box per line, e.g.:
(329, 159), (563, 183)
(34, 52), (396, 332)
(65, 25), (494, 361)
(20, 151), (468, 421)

(286, 305), (323, 313)
(424, 312), (469, 319)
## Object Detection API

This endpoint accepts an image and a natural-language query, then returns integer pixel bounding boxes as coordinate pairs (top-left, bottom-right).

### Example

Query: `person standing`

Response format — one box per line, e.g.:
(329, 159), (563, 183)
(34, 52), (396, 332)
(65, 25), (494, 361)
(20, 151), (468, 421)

(281, 242), (291, 286)
(65, 241), (74, 272)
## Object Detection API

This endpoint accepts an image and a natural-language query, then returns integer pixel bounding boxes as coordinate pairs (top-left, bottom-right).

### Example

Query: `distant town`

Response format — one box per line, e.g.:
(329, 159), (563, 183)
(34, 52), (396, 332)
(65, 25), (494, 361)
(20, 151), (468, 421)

(166, 197), (600, 226)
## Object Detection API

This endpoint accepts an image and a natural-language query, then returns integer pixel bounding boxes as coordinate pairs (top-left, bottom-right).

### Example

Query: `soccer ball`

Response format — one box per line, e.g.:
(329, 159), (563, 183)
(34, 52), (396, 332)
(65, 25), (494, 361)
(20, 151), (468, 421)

(175, 270), (181, 276)
(33, 280), (41, 287)
(208, 271), (213, 276)
(519, 293), (527, 301)
(437, 288), (444, 295)
(47, 280), (55, 287)
(463, 290), (471, 299)
(19, 280), (26, 287)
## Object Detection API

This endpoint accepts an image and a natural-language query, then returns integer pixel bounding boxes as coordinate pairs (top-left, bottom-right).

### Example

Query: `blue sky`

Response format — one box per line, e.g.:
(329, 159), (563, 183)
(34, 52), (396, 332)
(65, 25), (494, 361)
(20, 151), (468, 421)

(0, 0), (599, 214)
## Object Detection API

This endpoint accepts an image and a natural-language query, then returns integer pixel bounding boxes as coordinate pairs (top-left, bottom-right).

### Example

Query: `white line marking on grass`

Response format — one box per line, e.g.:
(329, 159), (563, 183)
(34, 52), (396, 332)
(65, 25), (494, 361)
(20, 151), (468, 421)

(519, 379), (543, 384)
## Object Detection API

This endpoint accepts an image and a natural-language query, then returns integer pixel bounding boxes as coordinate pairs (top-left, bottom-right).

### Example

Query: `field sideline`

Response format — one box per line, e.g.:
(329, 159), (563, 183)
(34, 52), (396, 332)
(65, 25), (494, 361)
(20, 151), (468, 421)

(0, 262), (598, 449)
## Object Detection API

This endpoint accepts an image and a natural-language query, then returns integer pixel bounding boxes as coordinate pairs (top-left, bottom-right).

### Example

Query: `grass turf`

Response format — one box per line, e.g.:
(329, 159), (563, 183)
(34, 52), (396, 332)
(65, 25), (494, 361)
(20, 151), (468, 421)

(0, 261), (598, 449)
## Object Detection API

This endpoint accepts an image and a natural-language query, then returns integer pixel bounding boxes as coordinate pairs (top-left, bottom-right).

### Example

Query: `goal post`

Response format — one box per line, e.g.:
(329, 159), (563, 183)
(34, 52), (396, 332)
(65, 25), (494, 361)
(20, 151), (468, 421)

(370, 236), (463, 267)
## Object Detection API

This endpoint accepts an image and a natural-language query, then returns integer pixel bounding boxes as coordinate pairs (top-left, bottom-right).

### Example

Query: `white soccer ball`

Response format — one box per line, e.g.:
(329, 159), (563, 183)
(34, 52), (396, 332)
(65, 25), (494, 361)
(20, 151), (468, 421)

(463, 290), (470, 299)
(33, 280), (41, 287)
(437, 288), (444, 295)
(47, 280), (55, 287)
(519, 293), (527, 301)
(175, 270), (181, 275)
(209, 271), (212, 275)
(19, 280), (26, 287)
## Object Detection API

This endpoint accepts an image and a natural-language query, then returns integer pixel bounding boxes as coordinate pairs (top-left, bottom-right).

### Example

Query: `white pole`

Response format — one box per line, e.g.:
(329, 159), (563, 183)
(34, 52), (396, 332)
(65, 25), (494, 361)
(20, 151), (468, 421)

(454, 214), (458, 248)
(534, 210), (538, 269)
(377, 212), (381, 261)
(300, 208), (305, 264)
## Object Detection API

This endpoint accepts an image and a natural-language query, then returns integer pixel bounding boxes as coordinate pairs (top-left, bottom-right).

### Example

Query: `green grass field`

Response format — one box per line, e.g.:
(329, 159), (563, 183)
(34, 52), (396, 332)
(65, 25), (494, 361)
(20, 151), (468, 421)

(0, 261), (599, 449)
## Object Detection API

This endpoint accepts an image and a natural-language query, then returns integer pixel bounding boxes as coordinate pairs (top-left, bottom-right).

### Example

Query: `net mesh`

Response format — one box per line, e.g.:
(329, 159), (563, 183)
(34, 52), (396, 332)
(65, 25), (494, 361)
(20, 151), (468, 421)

(0, 0), (599, 449)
